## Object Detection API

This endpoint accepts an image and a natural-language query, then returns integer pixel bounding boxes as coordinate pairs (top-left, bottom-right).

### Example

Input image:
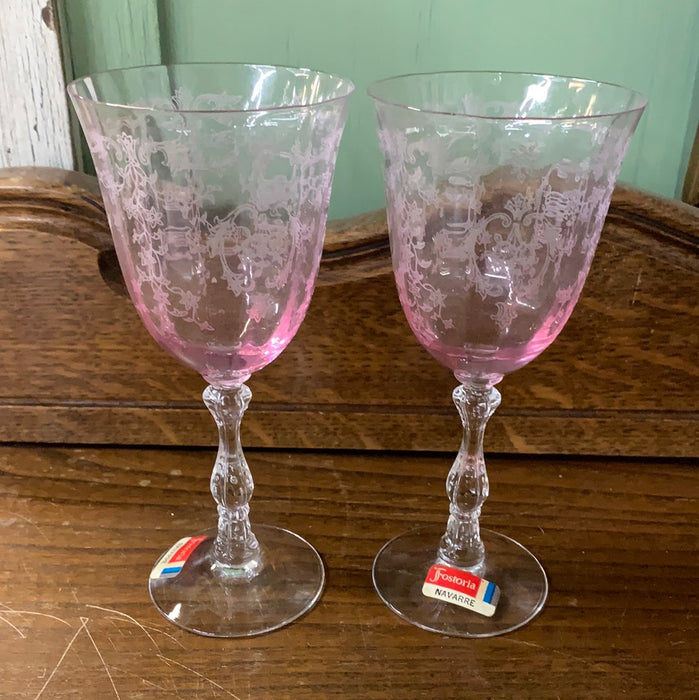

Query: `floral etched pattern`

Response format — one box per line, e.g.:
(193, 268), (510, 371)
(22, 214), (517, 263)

(369, 73), (644, 639)
(86, 102), (343, 332)
(74, 88), (348, 381)
(68, 65), (352, 638)
(375, 99), (641, 376)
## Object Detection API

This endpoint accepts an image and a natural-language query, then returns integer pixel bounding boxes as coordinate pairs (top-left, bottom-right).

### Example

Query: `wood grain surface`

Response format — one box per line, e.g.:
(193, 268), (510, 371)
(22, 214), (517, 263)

(0, 169), (695, 697)
(0, 167), (696, 457)
(0, 444), (695, 698)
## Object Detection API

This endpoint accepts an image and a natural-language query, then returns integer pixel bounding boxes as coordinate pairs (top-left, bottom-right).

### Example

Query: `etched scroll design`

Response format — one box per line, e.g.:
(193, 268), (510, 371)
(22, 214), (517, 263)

(378, 115), (631, 338)
(85, 94), (343, 333)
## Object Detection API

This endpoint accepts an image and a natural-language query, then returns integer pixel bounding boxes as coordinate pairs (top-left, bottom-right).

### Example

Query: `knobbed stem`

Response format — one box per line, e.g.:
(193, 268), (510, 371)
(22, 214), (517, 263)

(438, 381), (501, 570)
(203, 384), (261, 579)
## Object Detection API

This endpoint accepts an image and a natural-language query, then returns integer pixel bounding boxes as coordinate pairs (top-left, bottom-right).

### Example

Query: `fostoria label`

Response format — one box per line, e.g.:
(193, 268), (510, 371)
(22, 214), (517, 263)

(150, 535), (207, 580)
(422, 564), (500, 617)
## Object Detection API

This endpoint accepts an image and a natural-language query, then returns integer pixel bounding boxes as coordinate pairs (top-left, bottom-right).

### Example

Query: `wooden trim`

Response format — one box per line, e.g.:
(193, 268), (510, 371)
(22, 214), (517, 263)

(682, 123), (699, 206)
(55, 0), (163, 172)
(57, 0), (162, 79)
(0, 0), (73, 170)
(0, 403), (695, 458)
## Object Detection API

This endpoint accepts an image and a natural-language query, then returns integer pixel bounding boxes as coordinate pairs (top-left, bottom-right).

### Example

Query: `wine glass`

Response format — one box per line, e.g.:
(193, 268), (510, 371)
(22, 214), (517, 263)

(369, 71), (645, 637)
(68, 63), (353, 637)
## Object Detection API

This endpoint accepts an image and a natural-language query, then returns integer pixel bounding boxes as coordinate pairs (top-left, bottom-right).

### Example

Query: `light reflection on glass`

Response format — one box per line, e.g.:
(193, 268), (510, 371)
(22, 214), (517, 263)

(584, 95), (598, 116)
(519, 77), (552, 117)
(249, 67), (276, 110)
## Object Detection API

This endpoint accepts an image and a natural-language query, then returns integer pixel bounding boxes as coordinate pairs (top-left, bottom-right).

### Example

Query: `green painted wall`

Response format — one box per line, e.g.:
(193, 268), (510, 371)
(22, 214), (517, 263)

(62, 0), (699, 218)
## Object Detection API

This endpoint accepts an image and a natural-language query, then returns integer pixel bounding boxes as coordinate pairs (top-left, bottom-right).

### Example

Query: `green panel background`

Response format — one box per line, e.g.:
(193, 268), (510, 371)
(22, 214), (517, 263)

(61, 0), (699, 218)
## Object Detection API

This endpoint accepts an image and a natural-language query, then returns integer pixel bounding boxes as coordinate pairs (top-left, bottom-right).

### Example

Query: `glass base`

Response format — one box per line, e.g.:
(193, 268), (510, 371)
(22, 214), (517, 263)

(148, 525), (324, 637)
(372, 526), (547, 638)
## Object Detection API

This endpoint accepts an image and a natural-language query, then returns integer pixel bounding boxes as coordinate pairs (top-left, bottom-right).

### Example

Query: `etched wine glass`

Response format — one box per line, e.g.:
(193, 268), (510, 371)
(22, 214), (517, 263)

(68, 63), (353, 637)
(369, 71), (645, 637)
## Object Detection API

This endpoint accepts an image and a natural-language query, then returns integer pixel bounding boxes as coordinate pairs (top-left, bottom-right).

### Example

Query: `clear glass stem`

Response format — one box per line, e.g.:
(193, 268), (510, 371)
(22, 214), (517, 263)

(438, 381), (501, 570)
(203, 383), (261, 579)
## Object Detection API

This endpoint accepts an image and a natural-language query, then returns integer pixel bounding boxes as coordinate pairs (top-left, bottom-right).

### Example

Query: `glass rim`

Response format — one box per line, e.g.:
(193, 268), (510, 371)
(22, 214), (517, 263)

(367, 69), (647, 121)
(67, 62), (355, 114)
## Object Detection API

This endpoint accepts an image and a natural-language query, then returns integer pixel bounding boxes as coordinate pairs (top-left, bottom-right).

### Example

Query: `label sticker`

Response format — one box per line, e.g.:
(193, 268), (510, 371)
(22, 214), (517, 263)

(422, 564), (500, 617)
(149, 535), (207, 580)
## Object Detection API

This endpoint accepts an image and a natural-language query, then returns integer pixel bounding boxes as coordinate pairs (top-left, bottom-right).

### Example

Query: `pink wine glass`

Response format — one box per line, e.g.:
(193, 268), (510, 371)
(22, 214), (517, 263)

(69, 63), (352, 637)
(369, 71), (645, 637)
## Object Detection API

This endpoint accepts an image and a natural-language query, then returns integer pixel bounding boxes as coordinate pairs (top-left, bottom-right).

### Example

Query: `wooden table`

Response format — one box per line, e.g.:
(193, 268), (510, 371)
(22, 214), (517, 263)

(0, 168), (696, 698)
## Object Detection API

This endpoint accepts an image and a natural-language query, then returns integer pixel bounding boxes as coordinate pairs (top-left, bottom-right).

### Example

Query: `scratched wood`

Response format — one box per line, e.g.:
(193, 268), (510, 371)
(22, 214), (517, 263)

(0, 167), (696, 457)
(0, 445), (695, 698)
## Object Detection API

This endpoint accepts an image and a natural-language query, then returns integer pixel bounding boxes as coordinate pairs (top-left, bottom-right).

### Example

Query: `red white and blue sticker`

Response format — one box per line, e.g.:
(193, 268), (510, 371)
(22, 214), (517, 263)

(422, 564), (500, 617)
(149, 536), (207, 580)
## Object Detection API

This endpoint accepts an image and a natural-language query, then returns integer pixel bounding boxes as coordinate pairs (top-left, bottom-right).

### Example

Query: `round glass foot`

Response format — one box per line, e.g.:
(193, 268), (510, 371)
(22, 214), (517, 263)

(372, 526), (547, 638)
(148, 525), (325, 637)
